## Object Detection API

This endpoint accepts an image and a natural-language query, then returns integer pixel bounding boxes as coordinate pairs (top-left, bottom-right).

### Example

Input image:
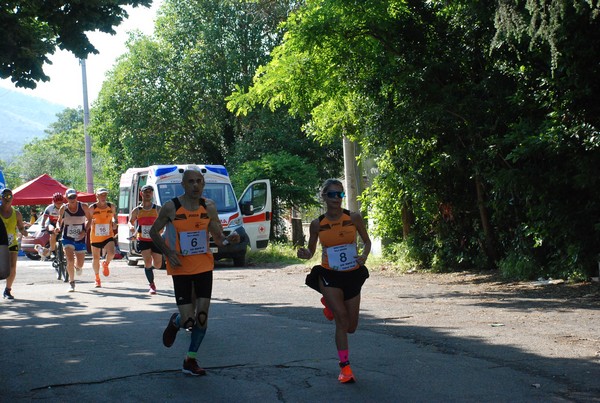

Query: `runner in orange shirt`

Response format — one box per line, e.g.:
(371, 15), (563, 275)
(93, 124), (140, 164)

(89, 188), (117, 288)
(297, 179), (371, 383)
(150, 169), (240, 376)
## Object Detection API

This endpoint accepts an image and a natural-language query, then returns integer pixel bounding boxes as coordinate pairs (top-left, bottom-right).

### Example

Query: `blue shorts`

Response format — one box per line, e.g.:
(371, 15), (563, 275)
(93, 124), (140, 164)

(62, 238), (87, 252)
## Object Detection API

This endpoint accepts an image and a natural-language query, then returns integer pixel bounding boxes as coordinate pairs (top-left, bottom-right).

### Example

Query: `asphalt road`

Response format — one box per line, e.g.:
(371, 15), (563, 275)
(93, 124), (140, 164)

(0, 256), (598, 402)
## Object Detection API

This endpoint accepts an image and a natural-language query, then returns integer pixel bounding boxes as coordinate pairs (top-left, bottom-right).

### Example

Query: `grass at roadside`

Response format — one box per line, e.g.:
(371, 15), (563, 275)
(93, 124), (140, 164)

(246, 241), (399, 272)
(247, 242), (312, 266)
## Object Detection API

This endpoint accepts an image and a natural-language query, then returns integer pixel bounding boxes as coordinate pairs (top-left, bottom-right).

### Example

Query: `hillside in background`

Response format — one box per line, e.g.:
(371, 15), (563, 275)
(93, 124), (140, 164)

(0, 88), (66, 163)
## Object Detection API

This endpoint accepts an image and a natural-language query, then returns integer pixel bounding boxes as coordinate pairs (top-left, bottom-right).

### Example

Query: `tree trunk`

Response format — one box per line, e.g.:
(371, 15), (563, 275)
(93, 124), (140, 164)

(343, 135), (359, 213)
(291, 217), (304, 247)
(475, 173), (498, 265)
(401, 199), (414, 240)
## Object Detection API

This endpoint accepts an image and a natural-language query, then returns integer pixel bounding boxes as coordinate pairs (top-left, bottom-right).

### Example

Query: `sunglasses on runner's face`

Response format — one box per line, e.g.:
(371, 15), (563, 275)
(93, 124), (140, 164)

(325, 191), (345, 199)
(1, 194), (12, 200)
(67, 195), (77, 200)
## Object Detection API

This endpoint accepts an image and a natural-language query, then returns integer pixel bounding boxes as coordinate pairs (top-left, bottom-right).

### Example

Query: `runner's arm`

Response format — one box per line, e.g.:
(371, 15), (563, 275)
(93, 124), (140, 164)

(149, 200), (180, 266)
(351, 211), (371, 265)
(205, 198), (239, 246)
(297, 218), (319, 259)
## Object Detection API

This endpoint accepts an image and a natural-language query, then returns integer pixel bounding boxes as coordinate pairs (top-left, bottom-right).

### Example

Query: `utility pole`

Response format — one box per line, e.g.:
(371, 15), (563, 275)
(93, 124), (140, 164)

(81, 59), (94, 193)
(343, 135), (359, 212)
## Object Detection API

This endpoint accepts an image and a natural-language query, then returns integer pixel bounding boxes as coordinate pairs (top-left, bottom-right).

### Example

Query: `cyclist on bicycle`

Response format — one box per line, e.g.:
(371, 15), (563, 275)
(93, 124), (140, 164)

(42, 193), (65, 258)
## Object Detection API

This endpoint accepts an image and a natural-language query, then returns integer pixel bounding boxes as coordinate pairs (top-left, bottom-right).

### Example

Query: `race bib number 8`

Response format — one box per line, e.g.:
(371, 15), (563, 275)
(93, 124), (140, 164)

(179, 230), (208, 255)
(326, 243), (358, 271)
(95, 223), (110, 237)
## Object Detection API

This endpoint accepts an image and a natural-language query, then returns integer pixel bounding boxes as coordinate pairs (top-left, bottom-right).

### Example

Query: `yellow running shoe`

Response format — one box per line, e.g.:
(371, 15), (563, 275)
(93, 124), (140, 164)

(338, 362), (356, 383)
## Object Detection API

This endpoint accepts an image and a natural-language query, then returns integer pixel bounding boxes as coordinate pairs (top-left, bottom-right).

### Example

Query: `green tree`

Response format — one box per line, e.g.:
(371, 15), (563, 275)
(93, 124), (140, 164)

(232, 151), (321, 241)
(1, 0), (151, 88)
(230, 0), (600, 279)
(92, 0), (342, 243)
(94, 0), (304, 170)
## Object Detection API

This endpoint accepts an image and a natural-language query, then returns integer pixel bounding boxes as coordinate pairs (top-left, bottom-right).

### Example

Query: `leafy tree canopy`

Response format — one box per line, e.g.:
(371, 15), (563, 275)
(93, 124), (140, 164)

(1, 0), (151, 88)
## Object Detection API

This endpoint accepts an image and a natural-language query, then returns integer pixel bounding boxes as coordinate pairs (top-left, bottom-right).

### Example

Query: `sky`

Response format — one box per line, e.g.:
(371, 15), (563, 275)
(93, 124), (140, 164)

(0, 1), (163, 108)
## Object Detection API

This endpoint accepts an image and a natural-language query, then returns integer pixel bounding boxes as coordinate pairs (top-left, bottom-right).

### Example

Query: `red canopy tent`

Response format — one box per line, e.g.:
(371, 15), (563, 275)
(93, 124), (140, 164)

(10, 174), (96, 205)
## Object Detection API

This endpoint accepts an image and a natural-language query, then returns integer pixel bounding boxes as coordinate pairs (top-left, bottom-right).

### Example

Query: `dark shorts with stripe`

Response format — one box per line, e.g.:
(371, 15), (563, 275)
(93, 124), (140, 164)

(91, 237), (114, 249)
(172, 271), (213, 305)
(305, 265), (369, 300)
(137, 240), (161, 254)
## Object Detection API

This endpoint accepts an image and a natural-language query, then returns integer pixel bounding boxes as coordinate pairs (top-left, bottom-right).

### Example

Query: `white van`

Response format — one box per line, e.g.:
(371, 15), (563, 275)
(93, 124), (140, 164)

(118, 164), (271, 266)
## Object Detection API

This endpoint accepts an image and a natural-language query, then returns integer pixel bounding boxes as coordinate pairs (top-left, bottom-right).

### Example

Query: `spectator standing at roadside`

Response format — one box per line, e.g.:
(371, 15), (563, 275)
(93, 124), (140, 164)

(42, 193), (65, 256)
(57, 188), (91, 292)
(150, 169), (240, 376)
(297, 179), (371, 384)
(88, 188), (117, 288)
(0, 188), (29, 299)
(129, 184), (162, 294)
(28, 206), (38, 226)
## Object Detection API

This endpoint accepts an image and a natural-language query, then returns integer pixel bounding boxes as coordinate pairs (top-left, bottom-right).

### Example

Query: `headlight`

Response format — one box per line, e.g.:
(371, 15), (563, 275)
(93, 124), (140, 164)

(228, 216), (243, 227)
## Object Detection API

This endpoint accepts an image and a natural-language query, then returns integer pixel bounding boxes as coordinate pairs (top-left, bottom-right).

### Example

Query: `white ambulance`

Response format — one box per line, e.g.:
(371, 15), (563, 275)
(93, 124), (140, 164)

(118, 164), (271, 267)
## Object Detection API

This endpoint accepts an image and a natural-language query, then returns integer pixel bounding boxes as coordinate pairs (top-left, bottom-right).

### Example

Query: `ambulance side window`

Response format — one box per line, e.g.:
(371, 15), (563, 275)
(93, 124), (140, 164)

(118, 188), (130, 214)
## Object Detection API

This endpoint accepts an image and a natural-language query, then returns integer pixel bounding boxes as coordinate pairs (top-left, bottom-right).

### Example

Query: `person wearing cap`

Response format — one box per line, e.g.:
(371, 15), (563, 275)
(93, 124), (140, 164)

(0, 188), (29, 299)
(42, 192), (65, 256)
(57, 188), (91, 292)
(129, 184), (162, 295)
(88, 187), (118, 288)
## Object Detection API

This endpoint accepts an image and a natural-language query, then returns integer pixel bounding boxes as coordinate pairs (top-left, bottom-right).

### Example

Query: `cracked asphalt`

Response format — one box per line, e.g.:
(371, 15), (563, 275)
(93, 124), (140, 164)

(1, 257), (598, 402)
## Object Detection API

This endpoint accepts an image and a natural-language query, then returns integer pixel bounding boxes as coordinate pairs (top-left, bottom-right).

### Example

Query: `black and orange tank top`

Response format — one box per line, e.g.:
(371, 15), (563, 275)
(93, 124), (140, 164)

(318, 209), (359, 271)
(164, 197), (214, 275)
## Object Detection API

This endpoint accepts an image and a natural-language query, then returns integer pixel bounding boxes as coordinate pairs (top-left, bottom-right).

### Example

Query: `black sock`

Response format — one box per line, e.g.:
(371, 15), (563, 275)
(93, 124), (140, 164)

(144, 267), (154, 284)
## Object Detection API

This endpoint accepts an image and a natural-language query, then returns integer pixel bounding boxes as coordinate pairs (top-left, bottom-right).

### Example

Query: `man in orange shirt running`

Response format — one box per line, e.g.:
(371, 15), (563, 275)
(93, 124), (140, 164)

(150, 169), (240, 376)
(89, 188), (117, 288)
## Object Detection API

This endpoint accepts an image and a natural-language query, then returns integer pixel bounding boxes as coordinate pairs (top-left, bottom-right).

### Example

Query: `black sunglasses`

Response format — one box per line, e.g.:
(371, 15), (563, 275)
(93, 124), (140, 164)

(67, 195), (77, 200)
(2, 194), (12, 200)
(325, 191), (345, 199)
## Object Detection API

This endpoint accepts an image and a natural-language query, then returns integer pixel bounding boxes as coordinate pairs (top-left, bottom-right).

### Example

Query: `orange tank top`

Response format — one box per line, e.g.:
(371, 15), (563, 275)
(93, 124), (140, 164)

(90, 202), (115, 243)
(318, 209), (359, 271)
(165, 197), (214, 275)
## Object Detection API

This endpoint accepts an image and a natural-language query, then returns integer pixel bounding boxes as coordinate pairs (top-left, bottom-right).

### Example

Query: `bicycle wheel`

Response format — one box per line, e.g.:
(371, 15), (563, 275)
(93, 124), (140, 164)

(57, 242), (68, 282)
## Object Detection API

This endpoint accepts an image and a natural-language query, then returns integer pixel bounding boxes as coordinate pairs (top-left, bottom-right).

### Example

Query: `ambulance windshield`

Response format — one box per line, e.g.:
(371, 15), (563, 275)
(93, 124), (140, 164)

(156, 183), (238, 213)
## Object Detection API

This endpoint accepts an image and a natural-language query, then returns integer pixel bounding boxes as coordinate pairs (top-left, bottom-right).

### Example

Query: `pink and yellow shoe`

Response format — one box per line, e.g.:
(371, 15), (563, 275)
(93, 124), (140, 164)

(320, 297), (334, 321)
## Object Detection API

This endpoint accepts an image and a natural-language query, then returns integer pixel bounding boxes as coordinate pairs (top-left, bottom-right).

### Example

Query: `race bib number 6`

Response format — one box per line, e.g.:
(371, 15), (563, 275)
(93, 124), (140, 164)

(326, 243), (358, 271)
(179, 230), (208, 255)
